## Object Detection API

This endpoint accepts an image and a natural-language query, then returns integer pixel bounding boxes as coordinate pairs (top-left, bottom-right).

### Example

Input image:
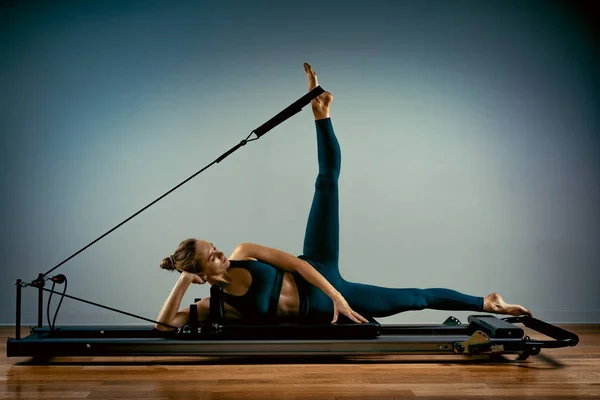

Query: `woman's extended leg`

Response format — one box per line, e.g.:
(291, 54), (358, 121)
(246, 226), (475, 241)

(340, 282), (485, 317)
(339, 282), (533, 317)
(301, 63), (340, 265)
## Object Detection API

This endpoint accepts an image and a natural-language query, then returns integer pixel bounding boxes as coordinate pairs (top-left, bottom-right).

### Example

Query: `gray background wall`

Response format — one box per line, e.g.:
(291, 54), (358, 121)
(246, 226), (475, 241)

(1, 0), (598, 326)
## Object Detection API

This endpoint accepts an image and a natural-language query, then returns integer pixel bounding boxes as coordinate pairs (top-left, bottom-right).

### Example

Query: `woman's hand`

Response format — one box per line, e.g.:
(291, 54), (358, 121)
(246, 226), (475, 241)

(331, 293), (369, 324)
(181, 271), (207, 285)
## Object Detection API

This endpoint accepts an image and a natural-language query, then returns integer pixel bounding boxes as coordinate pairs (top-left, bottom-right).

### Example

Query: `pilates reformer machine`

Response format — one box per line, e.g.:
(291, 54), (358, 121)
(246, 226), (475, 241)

(7, 87), (579, 361)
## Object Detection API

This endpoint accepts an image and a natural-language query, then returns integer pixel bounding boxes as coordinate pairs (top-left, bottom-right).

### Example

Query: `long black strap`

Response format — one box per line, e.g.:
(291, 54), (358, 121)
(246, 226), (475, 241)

(39, 85), (325, 280)
(25, 86), (325, 327)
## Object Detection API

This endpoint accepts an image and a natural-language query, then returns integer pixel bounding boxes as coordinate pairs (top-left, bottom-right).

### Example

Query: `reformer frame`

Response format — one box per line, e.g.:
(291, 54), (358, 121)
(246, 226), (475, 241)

(7, 285), (579, 359)
(6, 86), (579, 361)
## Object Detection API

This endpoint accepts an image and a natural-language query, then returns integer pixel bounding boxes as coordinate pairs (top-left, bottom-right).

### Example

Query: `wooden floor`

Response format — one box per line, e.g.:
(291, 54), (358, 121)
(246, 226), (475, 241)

(1, 325), (599, 400)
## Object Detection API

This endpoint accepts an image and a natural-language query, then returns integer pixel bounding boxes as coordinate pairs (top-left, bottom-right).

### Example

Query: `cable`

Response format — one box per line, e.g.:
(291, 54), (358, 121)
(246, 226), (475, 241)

(51, 277), (68, 331)
(38, 85), (323, 280)
(40, 137), (254, 278)
(41, 156), (220, 279)
(19, 86), (324, 330)
(30, 285), (177, 330)
(46, 281), (56, 332)
(45, 276), (68, 332)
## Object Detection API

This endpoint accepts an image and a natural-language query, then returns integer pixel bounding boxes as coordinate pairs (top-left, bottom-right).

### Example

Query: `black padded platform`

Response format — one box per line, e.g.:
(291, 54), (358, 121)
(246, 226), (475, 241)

(468, 315), (524, 338)
(198, 318), (381, 340)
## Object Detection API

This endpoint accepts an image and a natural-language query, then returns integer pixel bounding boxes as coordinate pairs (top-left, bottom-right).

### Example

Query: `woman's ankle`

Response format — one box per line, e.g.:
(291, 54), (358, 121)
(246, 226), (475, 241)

(311, 92), (333, 121)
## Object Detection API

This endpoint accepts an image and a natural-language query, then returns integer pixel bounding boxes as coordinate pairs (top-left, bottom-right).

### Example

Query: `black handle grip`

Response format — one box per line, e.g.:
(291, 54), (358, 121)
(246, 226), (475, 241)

(253, 86), (325, 137)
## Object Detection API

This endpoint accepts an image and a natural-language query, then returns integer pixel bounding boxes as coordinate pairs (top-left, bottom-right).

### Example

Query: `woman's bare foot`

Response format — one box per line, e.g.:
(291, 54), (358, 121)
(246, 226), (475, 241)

(304, 62), (333, 120)
(483, 292), (533, 317)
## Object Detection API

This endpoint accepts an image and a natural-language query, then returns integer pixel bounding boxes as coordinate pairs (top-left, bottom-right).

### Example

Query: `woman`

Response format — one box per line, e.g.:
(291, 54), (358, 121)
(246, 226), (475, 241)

(155, 63), (532, 330)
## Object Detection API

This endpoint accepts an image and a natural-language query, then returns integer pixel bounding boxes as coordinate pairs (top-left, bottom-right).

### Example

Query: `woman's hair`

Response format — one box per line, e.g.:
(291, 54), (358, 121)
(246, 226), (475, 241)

(160, 238), (199, 273)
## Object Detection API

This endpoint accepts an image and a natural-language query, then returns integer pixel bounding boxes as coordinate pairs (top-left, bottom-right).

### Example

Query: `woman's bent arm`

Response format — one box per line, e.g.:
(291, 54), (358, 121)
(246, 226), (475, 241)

(155, 273), (194, 330)
(238, 242), (341, 300)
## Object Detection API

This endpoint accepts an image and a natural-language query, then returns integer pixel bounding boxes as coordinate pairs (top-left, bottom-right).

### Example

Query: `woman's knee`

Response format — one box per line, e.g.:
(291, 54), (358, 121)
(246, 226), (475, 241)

(410, 288), (429, 310)
(315, 174), (339, 188)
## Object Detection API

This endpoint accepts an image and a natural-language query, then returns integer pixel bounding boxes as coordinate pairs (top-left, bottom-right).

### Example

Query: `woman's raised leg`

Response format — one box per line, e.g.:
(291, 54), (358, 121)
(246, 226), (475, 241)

(301, 63), (340, 265)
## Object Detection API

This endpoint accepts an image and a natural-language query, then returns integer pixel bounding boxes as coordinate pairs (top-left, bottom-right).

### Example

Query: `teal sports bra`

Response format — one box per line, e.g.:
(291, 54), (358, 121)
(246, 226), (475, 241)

(222, 259), (285, 321)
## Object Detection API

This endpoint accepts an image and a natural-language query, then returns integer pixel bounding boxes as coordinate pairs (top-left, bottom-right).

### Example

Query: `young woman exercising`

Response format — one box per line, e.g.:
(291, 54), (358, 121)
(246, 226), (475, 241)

(155, 63), (532, 330)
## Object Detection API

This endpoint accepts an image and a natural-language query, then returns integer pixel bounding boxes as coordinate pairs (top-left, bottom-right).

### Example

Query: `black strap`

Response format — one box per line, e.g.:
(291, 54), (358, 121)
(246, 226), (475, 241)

(21, 86), (325, 328)
(37, 85), (325, 281)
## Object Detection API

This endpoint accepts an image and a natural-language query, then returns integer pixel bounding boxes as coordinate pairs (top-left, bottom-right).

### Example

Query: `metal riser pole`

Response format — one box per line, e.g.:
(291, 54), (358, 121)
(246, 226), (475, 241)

(15, 280), (22, 340)
(37, 274), (43, 328)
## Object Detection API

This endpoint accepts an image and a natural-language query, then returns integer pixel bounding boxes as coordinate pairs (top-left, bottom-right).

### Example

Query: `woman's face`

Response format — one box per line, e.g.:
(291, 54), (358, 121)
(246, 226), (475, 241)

(194, 239), (230, 276)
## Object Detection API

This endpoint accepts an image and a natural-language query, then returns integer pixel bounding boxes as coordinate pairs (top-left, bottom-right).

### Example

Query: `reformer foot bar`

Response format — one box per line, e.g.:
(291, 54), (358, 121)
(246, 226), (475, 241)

(8, 285), (578, 360)
(6, 86), (578, 361)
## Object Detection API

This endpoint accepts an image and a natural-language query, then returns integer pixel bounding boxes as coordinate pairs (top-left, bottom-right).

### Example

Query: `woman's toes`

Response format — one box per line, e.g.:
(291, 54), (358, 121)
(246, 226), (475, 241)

(304, 62), (315, 74)
(518, 306), (533, 317)
(304, 62), (319, 90)
(502, 302), (532, 317)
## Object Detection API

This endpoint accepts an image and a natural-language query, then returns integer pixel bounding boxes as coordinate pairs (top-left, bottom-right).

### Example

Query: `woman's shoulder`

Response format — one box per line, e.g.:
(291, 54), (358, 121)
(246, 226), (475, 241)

(228, 243), (257, 261)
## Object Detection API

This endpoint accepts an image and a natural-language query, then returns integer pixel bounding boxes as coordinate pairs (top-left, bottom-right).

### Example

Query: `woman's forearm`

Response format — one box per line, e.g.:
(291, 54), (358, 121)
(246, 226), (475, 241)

(156, 274), (191, 326)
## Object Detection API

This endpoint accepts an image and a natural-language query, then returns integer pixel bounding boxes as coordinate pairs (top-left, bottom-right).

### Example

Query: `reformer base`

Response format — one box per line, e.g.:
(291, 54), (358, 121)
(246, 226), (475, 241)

(6, 315), (579, 360)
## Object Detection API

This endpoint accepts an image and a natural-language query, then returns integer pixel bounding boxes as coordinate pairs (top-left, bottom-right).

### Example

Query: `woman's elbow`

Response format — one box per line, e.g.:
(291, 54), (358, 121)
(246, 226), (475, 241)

(154, 321), (173, 332)
(154, 317), (182, 332)
(155, 310), (193, 331)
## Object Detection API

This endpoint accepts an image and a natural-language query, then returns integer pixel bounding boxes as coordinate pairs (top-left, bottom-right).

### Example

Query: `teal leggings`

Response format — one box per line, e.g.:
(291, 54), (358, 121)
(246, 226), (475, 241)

(294, 118), (484, 320)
